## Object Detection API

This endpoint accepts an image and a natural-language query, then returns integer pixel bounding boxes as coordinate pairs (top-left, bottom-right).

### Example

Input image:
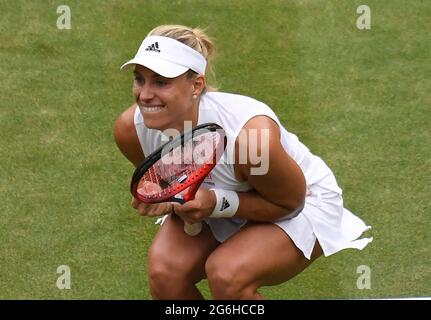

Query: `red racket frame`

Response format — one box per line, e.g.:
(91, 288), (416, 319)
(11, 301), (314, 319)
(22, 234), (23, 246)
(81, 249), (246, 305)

(130, 123), (226, 204)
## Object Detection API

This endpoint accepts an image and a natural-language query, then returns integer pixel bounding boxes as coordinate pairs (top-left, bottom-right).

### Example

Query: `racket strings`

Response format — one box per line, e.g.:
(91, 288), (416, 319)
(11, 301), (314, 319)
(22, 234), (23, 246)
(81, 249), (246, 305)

(137, 131), (222, 199)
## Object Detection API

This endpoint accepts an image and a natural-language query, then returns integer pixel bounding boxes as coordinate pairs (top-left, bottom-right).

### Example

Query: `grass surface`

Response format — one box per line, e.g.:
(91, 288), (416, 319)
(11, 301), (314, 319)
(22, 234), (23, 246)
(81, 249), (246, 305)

(0, 0), (429, 299)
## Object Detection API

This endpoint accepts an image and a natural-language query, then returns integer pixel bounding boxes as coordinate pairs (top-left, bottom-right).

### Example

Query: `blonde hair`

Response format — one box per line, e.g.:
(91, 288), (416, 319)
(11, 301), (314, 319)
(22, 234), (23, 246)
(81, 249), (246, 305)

(147, 25), (217, 92)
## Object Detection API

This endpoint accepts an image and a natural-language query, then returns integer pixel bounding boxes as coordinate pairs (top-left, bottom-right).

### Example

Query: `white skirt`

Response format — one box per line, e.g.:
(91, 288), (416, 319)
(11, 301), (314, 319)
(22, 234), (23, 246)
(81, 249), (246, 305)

(203, 174), (373, 260)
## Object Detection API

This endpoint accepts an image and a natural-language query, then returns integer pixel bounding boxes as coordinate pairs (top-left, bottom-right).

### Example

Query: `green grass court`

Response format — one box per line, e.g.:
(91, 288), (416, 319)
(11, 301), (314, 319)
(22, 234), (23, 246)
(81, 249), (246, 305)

(0, 0), (429, 299)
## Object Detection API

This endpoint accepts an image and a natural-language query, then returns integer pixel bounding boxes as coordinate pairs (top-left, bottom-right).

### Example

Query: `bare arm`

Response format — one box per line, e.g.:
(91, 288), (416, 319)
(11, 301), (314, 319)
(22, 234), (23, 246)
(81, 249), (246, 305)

(233, 116), (306, 221)
(113, 104), (145, 167)
(114, 105), (176, 217)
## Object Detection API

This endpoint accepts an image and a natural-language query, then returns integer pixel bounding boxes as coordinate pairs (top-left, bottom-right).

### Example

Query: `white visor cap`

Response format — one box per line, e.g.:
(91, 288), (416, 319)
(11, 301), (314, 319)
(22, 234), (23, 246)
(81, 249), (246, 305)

(120, 35), (207, 78)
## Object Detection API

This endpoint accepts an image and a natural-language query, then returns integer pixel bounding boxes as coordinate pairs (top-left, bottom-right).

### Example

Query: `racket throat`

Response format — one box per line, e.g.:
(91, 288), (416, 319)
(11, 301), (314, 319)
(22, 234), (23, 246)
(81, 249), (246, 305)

(171, 194), (185, 204)
(171, 179), (205, 204)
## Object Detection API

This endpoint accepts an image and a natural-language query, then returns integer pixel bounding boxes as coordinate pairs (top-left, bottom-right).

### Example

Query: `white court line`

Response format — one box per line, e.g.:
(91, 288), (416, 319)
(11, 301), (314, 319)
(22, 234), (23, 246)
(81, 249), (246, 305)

(365, 297), (431, 300)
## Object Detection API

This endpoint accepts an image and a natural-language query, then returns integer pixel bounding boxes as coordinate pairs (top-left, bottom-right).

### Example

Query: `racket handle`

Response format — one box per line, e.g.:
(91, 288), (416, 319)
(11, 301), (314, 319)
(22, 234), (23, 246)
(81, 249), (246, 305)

(172, 192), (203, 236)
(184, 222), (202, 236)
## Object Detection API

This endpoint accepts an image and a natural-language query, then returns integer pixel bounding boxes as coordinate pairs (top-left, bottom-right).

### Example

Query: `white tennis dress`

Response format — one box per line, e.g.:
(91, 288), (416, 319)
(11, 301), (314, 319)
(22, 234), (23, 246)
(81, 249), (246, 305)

(134, 92), (373, 259)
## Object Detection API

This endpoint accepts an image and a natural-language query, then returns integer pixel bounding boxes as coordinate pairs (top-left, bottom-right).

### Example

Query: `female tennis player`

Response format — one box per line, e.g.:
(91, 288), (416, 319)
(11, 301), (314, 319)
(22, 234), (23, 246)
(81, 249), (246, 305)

(114, 25), (373, 299)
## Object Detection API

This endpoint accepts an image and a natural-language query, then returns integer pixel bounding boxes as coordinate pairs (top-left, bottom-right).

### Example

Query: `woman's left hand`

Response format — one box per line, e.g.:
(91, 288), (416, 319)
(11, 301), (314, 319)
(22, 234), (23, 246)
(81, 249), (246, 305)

(172, 189), (216, 224)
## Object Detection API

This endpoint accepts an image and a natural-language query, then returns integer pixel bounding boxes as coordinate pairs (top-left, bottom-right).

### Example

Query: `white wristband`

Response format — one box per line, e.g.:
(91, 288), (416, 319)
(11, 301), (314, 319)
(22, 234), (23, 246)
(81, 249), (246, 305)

(209, 189), (239, 218)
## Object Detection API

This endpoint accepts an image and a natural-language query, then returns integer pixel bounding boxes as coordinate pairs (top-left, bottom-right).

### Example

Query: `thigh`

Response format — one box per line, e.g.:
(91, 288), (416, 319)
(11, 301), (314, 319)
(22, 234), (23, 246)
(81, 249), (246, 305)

(209, 221), (323, 287)
(148, 214), (220, 282)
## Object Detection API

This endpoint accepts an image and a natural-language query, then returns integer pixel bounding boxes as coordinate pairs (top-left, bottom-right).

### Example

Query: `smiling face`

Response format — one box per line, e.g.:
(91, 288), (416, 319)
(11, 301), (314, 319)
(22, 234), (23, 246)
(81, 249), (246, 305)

(132, 65), (205, 132)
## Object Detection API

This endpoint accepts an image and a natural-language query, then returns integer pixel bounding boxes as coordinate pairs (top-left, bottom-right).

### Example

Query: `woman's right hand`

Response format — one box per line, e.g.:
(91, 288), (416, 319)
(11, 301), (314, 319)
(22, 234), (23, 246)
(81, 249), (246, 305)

(131, 197), (173, 217)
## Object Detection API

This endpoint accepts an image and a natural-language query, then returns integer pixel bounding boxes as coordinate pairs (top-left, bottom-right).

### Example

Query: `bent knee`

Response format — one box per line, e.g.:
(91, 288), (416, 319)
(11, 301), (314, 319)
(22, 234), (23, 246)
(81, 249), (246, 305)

(205, 254), (258, 299)
(148, 242), (203, 284)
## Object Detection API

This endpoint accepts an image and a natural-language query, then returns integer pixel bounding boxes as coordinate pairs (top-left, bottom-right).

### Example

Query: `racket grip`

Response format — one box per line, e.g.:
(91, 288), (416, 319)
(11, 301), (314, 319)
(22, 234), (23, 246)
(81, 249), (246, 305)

(184, 222), (202, 236)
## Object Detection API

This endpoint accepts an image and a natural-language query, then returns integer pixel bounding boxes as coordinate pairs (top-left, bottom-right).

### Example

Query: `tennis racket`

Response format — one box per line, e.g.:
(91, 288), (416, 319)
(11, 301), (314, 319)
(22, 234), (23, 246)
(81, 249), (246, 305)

(130, 123), (227, 236)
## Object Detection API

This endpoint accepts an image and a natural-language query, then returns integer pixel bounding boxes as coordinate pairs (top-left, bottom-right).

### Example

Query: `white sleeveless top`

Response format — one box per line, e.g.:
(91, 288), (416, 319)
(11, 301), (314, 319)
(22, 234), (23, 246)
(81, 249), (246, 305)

(134, 91), (341, 193)
(134, 92), (372, 257)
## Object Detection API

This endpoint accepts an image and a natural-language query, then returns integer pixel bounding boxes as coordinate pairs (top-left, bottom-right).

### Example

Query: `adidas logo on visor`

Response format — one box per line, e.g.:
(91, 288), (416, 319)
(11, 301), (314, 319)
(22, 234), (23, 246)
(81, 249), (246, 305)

(145, 42), (160, 52)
